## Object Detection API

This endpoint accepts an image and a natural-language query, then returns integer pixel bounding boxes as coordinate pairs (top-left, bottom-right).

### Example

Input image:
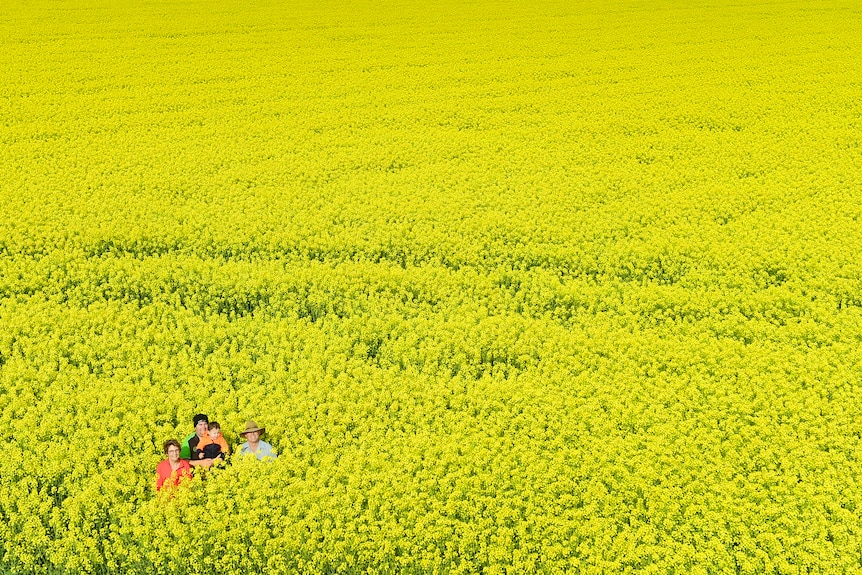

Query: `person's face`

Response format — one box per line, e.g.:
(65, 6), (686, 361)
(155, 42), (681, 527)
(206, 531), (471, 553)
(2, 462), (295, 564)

(195, 420), (208, 437)
(167, 445), (181, 463)
(208, 428), (221, 440)
(245, 430), (261, 443)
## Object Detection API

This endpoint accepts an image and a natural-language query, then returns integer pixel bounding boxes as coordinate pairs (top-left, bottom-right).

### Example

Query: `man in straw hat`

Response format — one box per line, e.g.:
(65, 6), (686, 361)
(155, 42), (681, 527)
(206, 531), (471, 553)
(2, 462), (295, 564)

(238, 420), (277, 460)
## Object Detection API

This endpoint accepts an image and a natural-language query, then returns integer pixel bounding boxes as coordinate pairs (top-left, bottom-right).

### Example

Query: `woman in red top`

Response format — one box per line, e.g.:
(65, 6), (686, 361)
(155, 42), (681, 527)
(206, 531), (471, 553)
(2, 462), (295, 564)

(156, 439), (192, 491)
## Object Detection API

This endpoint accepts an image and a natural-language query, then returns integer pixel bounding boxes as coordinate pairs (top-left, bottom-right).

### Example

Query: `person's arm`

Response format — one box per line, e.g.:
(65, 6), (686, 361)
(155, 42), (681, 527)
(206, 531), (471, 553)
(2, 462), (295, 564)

(155, 463), (166, 491)
(261, 442), (277, 459)
(179, 433), (194, 460)
(186, 436), (213, 467)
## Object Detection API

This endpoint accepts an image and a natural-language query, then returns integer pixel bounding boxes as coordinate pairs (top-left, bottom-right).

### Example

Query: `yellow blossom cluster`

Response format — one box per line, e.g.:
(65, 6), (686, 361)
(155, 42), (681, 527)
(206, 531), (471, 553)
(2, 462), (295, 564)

(1, 0), (861, 573)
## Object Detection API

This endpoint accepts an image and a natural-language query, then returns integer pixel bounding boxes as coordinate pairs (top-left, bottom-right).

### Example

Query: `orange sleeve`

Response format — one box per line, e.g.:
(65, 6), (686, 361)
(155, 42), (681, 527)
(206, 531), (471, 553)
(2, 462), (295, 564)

(217, 436), (230, 454)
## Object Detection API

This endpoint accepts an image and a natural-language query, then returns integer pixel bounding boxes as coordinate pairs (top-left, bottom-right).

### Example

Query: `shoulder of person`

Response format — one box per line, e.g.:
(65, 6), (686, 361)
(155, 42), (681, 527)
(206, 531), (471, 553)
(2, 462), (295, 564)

(180, 433), (196, 459)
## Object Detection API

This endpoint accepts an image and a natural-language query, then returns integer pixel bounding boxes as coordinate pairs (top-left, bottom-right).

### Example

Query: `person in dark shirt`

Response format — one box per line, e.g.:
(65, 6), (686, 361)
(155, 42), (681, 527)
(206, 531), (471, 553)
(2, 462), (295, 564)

(181, 413), (215, 468)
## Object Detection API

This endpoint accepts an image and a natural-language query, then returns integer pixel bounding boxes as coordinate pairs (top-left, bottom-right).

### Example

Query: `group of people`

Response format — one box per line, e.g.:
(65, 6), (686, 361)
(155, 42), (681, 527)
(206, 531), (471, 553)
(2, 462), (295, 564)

(156, 414), (277, 491)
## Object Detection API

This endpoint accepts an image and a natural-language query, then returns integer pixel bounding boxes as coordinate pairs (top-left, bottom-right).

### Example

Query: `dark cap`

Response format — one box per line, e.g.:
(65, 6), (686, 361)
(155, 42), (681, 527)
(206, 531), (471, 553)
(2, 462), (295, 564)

(193, 414), (209, 426)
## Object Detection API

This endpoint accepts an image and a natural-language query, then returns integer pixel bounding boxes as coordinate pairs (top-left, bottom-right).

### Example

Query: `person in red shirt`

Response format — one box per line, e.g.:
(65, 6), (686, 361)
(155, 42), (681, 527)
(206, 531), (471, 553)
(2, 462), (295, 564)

(156, 439), (192, 491)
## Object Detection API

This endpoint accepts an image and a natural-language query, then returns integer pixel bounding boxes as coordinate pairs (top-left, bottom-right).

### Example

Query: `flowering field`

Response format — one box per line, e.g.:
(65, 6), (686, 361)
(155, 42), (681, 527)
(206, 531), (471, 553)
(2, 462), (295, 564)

(2, 0), (862, 573)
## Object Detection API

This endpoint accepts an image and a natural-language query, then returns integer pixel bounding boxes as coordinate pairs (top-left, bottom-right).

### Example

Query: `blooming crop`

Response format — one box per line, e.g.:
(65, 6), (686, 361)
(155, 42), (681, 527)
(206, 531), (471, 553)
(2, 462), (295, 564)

(1, 0), (861, 573)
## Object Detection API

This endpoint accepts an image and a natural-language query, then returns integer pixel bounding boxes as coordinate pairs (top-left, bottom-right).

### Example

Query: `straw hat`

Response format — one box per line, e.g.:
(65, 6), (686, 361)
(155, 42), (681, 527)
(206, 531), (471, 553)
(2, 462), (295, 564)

(240, 420), (265, 436)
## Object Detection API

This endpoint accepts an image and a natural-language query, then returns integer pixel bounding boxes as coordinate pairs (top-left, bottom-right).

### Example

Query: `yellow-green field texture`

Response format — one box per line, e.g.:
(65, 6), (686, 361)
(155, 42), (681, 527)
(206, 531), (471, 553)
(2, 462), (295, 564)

(2, 0), (862, 573)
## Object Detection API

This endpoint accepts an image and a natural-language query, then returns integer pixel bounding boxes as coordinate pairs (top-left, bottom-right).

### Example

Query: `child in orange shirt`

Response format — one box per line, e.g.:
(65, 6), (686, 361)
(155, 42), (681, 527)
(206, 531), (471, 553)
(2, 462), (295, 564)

(197, 421), (230, 461)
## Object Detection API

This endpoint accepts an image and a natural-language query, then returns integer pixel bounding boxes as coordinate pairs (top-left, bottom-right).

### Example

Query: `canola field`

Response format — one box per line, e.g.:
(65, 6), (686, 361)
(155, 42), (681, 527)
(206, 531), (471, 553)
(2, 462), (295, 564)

(2, 0), (862, 573)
